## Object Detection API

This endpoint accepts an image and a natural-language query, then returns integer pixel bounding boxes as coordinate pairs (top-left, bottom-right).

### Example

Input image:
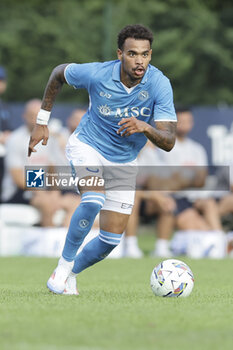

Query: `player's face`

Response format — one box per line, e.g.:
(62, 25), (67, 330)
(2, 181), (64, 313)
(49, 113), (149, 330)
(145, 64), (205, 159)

(117, 38), (152, 87)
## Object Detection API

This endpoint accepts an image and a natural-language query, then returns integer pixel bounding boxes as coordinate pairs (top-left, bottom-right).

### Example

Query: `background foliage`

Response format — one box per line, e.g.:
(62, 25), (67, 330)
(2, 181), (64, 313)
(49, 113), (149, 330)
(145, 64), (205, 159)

(0, 0), (232, 105)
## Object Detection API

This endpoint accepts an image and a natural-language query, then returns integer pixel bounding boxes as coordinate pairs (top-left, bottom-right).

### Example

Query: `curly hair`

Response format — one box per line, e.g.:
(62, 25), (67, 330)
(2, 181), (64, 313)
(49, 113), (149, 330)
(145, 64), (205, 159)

(117, 24), (153, 50)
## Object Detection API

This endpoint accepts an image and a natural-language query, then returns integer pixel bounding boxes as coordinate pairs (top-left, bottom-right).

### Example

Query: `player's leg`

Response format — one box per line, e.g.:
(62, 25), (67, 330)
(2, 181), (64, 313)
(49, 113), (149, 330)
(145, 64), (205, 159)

(47, 182), (105, 294)
(61, 182), (105, 262)
(47, 136), (106, 294)
(48, 143), (137, 294)
(66, 191), (135, 294)
(71, 209), (129, 274)
(59, 192), (81, 227)
(62, 209), (130, 295)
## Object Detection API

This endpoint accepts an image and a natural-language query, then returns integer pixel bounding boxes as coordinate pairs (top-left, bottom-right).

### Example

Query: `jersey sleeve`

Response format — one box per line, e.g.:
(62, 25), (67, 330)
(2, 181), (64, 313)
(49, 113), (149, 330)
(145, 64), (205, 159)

(153, 76), (177, 122)
(64, 62), (100, 90)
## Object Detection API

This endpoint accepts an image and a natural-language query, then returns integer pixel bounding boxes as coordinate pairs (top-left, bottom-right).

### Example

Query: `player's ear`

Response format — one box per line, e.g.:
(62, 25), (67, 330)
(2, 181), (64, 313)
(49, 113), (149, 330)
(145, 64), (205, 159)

(117, 49), (123, 61)
(149, 49), (152, 62)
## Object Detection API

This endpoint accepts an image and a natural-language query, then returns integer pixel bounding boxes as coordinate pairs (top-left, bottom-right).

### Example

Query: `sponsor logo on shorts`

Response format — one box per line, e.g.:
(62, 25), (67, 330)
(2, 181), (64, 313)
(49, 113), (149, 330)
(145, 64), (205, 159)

(121, 203), (133, 209)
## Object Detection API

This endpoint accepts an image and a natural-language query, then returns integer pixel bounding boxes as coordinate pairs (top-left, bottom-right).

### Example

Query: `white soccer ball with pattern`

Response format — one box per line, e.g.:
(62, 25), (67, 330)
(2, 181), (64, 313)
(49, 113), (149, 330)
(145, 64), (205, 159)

(150, 259), (194, 297)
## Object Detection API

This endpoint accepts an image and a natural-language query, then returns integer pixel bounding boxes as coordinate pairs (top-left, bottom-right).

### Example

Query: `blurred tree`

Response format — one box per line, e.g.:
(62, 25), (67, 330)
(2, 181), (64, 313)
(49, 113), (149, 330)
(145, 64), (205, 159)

(0, 0), (232, 105)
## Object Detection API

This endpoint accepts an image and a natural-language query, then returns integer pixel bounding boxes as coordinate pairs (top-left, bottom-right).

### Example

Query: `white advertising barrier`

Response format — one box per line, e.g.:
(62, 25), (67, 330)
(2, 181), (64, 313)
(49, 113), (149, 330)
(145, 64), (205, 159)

(171, 230), (227, 259)
(0, 222), (99, 257)
(0, 223), (67, 257)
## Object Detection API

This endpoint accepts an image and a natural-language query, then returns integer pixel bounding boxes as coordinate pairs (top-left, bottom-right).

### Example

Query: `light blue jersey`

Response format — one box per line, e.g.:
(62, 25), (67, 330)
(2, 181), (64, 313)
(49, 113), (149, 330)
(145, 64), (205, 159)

(64, 60), (176, 163)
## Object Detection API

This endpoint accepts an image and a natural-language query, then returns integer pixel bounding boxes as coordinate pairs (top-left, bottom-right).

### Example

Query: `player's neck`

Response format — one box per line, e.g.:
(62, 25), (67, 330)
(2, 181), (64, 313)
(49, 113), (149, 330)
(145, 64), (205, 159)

(120, 71), (141, 88)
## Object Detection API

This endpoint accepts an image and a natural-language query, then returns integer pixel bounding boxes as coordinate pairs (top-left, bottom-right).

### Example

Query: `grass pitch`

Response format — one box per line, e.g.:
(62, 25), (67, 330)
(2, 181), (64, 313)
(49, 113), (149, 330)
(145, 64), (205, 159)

(0, 254), (233, 350)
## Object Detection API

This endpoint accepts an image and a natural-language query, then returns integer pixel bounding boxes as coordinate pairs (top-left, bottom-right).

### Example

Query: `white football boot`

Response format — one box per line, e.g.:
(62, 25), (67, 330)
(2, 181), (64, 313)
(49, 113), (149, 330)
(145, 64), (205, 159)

(47, 257), (74, 294)
(63, 273), (79, 295)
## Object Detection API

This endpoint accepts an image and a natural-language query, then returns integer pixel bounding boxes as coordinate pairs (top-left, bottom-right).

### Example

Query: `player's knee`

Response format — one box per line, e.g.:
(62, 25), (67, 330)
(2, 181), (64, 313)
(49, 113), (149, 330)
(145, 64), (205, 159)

(80, 191), (106, 214)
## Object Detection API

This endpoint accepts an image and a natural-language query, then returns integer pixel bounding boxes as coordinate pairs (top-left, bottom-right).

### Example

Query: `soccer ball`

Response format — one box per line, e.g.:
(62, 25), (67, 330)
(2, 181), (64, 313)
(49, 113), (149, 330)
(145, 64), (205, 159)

(150, 259), (194, 297)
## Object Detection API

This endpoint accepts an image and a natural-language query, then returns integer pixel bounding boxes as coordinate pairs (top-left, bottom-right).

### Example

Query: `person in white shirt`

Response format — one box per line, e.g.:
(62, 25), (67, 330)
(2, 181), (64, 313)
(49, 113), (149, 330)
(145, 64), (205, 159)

(160, 108), (223, 233)
(124, 141), (177, 258)
(2, 99), (78, 227)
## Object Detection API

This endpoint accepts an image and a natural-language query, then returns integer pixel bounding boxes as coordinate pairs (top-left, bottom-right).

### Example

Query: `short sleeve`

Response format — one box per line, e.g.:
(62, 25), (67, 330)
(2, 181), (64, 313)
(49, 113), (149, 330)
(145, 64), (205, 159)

(153, 76), (177, 122)
(64, 62), (101, 90)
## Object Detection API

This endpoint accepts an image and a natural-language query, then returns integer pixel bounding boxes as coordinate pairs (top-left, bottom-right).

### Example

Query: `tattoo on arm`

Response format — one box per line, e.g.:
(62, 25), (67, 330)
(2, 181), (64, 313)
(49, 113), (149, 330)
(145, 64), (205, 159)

(144, 121), (177, 151)
(41, 64), (69, 111)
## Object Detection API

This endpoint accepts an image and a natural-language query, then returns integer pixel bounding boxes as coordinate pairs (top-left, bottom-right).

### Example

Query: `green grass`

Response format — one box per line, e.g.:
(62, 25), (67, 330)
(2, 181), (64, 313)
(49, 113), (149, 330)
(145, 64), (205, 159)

(0, 230), (233, 350)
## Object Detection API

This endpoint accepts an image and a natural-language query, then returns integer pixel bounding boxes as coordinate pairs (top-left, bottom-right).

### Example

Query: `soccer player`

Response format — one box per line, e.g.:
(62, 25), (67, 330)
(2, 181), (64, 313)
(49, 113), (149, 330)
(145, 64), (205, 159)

(28, 24), (177, 295)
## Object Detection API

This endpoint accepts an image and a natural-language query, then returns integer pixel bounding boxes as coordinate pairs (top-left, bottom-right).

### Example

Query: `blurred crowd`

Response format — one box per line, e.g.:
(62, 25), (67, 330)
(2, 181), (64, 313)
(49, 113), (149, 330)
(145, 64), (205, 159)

(0, 65), (233, 258)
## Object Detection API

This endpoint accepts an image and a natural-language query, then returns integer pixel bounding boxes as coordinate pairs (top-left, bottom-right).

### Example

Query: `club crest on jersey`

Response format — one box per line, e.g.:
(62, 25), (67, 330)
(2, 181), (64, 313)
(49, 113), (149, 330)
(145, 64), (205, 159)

(138, 90), (149, 101)
(79, 219), (89, 228)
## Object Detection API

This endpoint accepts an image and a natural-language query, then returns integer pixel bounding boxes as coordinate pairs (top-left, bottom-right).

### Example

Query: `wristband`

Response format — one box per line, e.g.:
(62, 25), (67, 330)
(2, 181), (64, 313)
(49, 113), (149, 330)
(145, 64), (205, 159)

(36, 109), (51, 125)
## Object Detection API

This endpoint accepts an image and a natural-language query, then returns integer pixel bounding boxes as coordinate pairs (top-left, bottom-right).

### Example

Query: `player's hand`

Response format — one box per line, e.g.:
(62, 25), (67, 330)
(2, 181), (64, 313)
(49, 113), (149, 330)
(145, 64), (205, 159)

(117, 117), (148, 137)
(28, 124), (49, 157)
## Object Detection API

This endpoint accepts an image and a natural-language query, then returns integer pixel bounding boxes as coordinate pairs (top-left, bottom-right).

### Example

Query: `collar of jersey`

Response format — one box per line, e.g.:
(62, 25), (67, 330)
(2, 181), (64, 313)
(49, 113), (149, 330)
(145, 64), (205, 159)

(112, 61), (149, 85)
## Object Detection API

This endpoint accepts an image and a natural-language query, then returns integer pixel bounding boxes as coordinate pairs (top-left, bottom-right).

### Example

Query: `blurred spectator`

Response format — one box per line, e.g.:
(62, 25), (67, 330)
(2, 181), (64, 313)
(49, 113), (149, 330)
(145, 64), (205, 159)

(160, 108), (223, 234)
(67, 108), (86, 134)
(48, 118), (70, 166)
(125, 141), (177, 258)
(125, 108), (225, 258)
(0, 66), (12, 202)
(218, 164), (233, 233)
(1, 99), (78, 227)
(48, 108), (87, 165)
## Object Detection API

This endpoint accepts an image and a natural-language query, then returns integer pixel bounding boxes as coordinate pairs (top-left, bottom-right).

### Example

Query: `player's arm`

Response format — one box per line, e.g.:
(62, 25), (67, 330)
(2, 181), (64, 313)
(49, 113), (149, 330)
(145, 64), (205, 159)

(117, 118), (176, 152)
(143, 121), (176, 152)
(28, 63), (69, 157)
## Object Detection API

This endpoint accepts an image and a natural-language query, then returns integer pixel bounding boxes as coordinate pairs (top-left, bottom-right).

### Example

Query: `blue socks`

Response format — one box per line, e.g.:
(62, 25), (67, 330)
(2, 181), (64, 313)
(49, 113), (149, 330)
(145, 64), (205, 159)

(72, 230), (123, 274)
(61, 191), (122, 275)
(62, 192), (105, 261)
